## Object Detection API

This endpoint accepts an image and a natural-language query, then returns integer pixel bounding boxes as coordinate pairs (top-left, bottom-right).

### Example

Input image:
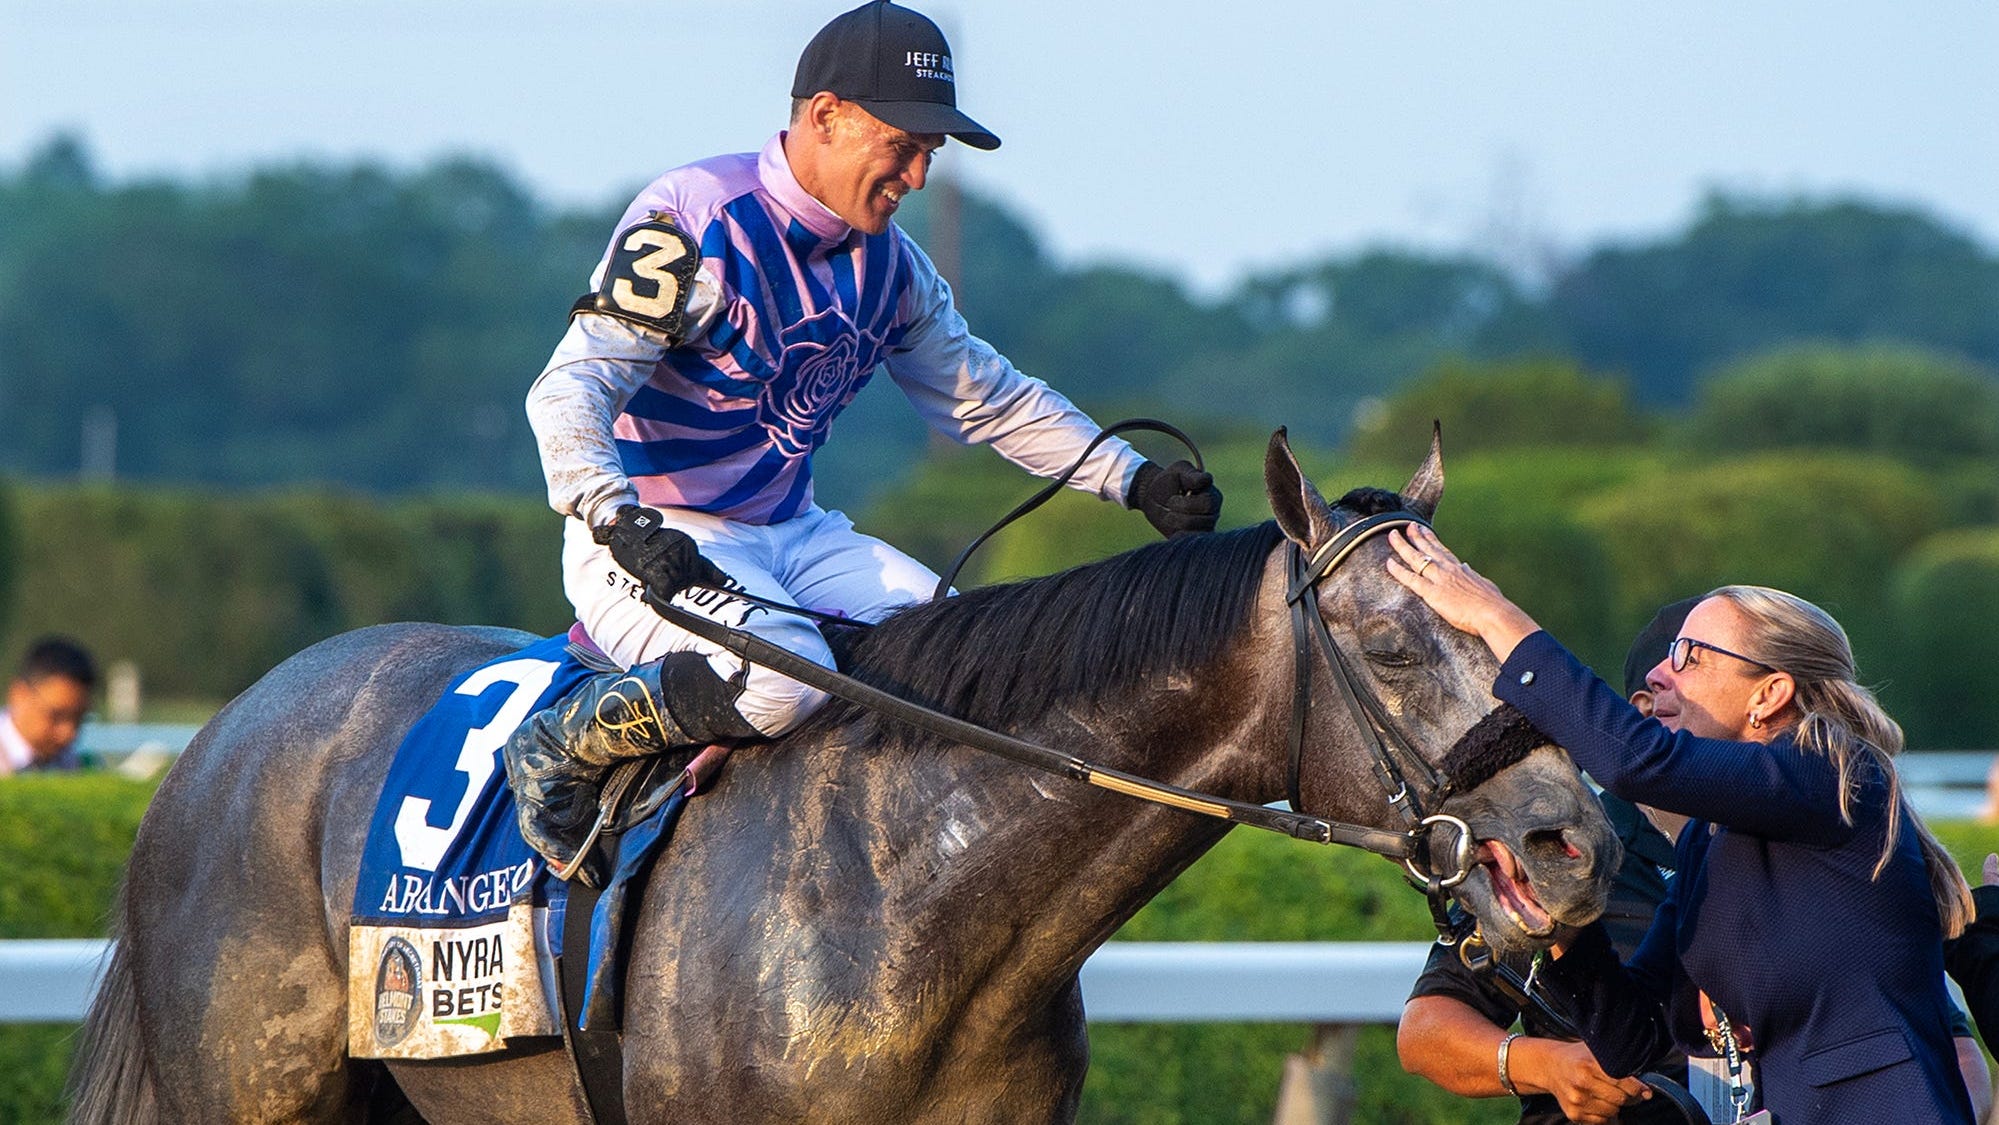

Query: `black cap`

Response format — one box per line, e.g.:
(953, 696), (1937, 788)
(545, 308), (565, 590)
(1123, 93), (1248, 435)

(1623, 596), (1703, 698)
(792, 1), (1000, 150)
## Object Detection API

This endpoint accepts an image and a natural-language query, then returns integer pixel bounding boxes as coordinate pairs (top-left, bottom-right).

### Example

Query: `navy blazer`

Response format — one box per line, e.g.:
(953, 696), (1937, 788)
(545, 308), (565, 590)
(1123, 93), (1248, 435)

(1496, 631), (1972, 1125)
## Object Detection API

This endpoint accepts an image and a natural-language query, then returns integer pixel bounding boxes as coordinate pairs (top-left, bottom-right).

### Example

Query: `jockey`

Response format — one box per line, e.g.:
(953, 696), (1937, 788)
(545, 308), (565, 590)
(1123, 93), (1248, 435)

(508, 0), (1222, 879)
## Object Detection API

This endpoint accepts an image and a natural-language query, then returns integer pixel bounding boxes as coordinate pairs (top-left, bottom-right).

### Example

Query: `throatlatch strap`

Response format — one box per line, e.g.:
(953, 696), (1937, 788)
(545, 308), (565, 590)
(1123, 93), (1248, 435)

(561, 879), (627, 1125)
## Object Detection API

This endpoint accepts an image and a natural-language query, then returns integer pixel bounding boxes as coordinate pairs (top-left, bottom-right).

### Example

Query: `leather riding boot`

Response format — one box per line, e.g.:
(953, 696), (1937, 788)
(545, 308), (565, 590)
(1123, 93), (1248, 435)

(503, 651), (759, 886)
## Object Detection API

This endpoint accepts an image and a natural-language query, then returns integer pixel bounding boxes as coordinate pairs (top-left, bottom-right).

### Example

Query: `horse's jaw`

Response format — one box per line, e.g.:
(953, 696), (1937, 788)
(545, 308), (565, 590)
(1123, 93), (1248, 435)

(1440, 745), (1620, 957)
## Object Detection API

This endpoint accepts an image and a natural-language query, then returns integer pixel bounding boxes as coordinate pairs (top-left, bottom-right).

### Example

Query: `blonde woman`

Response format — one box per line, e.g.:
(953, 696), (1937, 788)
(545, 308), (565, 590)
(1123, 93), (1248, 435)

(1389, 524), (1974, 1125)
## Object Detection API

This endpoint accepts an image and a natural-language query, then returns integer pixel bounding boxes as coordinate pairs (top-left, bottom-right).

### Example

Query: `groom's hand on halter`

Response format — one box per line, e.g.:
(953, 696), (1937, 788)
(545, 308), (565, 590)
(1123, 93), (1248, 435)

(1127, 459), (1223, 538)
(595, 505), (733, 600)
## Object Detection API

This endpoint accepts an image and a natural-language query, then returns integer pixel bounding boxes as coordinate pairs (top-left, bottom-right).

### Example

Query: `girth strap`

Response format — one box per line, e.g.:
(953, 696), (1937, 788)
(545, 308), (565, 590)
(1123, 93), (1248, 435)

(560, 878), (627, 1125)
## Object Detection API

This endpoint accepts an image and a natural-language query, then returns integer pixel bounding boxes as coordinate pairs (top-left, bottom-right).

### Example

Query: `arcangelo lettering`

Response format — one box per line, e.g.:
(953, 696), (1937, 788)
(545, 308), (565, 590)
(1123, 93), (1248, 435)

(377, 860), (533, 917)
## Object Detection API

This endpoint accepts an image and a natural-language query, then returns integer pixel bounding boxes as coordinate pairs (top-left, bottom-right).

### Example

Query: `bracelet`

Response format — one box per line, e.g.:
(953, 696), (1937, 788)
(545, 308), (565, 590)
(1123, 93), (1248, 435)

(1497, 1031), (1523, 1096)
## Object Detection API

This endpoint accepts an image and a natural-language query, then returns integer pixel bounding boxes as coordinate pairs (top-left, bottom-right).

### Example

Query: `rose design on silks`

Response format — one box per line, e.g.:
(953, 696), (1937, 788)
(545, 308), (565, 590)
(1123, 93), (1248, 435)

(756, 306), (887, 458)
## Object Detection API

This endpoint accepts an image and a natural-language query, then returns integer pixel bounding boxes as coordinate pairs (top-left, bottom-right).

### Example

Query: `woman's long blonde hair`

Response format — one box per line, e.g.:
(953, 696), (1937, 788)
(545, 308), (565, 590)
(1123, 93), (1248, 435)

(1710, 585), (1972, 938)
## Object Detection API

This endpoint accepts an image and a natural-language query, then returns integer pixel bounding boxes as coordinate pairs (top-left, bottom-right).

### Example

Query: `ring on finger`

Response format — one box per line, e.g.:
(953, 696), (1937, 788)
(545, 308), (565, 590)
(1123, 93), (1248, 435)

(1417, 556), (1435, 578)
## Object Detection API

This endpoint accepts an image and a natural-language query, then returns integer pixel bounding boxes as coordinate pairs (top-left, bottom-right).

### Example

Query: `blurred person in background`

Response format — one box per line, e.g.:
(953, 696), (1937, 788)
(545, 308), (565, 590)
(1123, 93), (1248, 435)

(1, 636), (96, 775)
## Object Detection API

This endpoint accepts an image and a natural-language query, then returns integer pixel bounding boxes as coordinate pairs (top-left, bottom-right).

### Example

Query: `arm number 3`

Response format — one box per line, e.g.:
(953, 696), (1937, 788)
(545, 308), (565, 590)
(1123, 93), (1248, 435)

(611, 228), (692, 320)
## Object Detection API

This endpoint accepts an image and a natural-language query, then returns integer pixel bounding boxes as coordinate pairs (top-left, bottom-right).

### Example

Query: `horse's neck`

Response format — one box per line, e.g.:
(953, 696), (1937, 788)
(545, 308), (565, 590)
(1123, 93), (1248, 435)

(835, 632), (1288, 1015)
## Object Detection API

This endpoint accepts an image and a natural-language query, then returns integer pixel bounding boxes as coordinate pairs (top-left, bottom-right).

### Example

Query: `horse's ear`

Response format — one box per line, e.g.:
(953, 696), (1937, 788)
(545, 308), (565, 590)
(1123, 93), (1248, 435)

(1265, 428), (1339, 548)
(1401, 421), (1445, 521)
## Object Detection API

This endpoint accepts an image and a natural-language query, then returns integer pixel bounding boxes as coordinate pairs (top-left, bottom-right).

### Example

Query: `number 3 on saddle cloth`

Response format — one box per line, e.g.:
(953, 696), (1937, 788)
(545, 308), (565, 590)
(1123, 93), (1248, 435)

(347, 631), (704, 1060)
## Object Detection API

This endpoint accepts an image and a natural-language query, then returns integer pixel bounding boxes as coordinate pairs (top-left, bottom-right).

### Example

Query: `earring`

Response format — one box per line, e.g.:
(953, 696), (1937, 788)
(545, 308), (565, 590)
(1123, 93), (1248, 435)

(1749, 714), (1762, 729)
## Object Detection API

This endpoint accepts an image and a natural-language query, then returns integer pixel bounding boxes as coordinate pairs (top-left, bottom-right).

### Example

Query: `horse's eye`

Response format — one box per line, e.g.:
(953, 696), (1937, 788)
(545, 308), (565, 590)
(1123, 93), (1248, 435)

(1363, 647), (1417, 669)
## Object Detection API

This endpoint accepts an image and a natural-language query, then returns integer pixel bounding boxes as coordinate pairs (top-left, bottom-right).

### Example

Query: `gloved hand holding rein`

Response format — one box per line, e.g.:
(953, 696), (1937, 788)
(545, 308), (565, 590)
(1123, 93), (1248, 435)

(593, 505), (732, 599)
(1127, 459), (1224, 538)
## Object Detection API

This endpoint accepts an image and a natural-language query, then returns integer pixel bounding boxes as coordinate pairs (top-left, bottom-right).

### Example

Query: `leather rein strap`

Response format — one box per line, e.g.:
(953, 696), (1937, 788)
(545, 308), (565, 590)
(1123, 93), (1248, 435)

(641, 589), (1415, 859)
(640, 506), (1481, 884)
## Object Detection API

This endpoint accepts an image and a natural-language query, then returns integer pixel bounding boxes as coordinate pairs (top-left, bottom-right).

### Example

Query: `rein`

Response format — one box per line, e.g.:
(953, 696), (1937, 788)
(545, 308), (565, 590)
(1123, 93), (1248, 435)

(642, 587), (1410, 856)
(640, 507), (1512, 898)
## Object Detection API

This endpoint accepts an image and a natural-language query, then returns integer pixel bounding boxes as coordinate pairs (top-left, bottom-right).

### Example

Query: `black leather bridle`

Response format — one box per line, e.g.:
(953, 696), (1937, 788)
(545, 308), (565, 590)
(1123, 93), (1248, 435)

(1281, 509), (1487, 915)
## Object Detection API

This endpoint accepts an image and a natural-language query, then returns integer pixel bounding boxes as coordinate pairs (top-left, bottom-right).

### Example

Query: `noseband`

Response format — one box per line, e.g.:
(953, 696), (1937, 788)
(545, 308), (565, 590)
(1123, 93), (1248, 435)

(1282, 509), (1537, 907)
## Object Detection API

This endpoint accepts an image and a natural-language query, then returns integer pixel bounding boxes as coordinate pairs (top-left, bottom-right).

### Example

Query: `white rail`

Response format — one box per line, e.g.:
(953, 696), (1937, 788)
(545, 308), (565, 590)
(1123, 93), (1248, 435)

(1079, 941), (1426, 1022)
(0, 940), (1430, 1024)
(0, 940), (109, 1022)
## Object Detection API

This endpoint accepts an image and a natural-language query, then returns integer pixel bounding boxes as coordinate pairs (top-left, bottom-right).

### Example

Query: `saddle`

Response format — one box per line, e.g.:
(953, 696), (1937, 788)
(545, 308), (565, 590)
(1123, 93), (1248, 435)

(557, 741), (735, 884)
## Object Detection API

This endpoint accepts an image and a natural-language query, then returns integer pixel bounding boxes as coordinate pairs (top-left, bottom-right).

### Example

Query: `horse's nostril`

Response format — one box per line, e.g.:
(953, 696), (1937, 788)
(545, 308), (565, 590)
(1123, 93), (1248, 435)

(1523, 828), (1585, 866)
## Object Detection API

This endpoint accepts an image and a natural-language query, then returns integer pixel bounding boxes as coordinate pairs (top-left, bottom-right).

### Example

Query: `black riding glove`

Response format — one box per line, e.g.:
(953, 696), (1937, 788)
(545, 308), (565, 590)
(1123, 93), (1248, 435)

(1126, 459), (1223, 538)
(593, 505), (731, 600)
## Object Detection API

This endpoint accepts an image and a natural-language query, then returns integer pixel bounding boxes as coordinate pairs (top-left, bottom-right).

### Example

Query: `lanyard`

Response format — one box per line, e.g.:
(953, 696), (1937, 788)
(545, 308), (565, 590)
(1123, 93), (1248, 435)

(1708, 1005), (1750, 1122)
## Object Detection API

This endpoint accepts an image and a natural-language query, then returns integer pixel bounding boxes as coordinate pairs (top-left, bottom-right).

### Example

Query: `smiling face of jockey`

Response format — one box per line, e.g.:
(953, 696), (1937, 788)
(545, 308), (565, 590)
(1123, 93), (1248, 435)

(785, 94), (943, 236)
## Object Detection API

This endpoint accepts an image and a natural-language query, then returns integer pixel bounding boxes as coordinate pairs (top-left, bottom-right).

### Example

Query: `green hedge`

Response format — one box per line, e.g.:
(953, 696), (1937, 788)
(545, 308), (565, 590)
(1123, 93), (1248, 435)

(0, 775), (154, 938)
(0, 484), (572, 703)
(1891, 530), (1999, 748)
(0, 775), (155, 1125)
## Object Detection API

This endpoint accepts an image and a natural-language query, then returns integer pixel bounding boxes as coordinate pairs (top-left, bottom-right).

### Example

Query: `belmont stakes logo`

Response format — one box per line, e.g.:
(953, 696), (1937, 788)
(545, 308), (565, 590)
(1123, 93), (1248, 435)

(757, 307), (889, 458)
(372, 936), (424, 1048)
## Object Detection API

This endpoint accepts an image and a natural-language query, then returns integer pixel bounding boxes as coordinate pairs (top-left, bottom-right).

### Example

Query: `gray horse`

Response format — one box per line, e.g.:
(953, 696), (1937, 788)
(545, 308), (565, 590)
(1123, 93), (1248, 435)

(72, 432), (1618, 1124)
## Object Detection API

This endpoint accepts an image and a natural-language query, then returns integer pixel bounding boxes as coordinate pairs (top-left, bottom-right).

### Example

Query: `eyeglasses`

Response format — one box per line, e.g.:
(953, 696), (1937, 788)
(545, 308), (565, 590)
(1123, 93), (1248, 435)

(1667, 636), (1776, 675)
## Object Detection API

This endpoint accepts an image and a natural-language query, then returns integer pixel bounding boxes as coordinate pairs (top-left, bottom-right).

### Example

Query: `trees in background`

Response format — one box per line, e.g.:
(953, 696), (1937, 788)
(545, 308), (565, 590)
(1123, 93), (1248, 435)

(1892, 531), (1999, 748)
(0, 138), (601, 495)
(1686, 344), (1999, 465)
(7, 137), (1999, 739)
(0, 485), (571, 700)
(1549, 193), (1999, 404)
(1344, 356), (1648, 465)
(12, 136), (1999, 506)
(0, 487), (14, 642)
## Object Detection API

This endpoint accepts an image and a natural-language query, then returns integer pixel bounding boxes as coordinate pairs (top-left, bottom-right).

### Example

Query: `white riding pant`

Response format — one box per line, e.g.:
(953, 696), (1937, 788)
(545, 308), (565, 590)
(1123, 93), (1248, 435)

(561, 506), (941, 736)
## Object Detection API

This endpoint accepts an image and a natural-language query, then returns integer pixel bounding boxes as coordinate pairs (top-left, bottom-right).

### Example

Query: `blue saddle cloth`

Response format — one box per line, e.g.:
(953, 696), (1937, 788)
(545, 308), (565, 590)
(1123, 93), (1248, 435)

(352, 632), (694, 1033)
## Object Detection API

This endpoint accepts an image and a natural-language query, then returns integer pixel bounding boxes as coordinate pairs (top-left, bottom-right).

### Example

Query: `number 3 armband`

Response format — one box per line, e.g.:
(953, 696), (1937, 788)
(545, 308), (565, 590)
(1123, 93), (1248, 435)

(571, 215), (703, 344)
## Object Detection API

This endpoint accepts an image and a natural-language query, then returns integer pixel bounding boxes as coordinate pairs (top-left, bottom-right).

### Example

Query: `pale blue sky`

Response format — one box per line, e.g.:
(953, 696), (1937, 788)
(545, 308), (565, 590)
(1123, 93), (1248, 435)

(5, 0), (1996, 291)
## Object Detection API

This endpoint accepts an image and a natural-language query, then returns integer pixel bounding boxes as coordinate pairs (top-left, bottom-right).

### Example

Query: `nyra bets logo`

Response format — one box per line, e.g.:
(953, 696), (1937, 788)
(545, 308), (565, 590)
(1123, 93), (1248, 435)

(373, 937), (423, 1048)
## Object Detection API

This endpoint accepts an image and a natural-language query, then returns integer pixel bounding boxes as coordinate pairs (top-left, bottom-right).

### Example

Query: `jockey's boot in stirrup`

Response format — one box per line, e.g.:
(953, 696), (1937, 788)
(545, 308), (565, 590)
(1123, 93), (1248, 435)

(502, 651), (759, 886)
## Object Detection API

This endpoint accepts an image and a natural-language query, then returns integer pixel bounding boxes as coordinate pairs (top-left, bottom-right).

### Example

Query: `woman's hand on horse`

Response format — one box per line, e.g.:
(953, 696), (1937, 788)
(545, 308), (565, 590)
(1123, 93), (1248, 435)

(1385, 525), (1540, 663)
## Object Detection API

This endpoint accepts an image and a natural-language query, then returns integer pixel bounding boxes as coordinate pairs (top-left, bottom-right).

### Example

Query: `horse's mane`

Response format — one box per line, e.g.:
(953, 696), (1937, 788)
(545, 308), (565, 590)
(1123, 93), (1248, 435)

(800, 522), (1287, 747)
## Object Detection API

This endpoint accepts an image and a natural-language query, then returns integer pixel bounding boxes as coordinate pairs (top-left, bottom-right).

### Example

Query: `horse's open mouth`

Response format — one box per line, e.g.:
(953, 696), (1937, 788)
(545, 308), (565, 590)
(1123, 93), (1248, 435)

(1478, 840), (1555, 937)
